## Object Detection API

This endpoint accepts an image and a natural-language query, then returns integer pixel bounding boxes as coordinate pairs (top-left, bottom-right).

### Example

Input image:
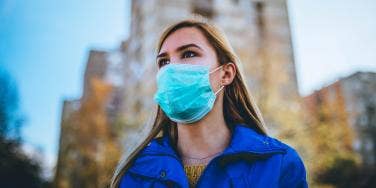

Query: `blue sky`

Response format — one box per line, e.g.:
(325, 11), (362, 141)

(0, 0), (130, 175)
(0, 0), (375, 177)
(288, 0), (376, 93)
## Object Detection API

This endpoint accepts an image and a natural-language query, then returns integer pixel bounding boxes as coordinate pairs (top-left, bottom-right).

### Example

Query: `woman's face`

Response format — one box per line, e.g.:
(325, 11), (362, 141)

(157, 27), (223, 92)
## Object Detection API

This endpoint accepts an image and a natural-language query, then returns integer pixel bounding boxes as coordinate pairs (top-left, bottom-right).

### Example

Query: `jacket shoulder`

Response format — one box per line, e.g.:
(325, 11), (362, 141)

(277, 142), (308, 188)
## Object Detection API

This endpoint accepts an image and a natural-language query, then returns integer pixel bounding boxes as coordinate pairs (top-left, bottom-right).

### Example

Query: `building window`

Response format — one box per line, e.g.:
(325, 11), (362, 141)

(192, 0), (214, 18)
(255, 1), (265, 31)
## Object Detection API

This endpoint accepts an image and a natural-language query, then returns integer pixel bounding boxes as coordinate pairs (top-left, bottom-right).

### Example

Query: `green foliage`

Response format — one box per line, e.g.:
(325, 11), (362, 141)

(0, 136), (50, 188)
(0, 69), (23, 139)
(317, 156), (376, 188)
(0, 69), (50, 188)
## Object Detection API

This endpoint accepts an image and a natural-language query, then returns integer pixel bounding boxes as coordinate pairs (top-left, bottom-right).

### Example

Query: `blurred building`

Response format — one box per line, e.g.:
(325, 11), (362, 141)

(54, 99), (80, 188)
(119, 0), (302, 138)
(304, 71), (376, 166)
(55, 0), (304, 187)
(54, 50), (124, 187)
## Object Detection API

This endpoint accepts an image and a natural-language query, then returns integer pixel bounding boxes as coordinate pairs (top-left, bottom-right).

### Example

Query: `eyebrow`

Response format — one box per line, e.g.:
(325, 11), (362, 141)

(156, 43), (203, 59)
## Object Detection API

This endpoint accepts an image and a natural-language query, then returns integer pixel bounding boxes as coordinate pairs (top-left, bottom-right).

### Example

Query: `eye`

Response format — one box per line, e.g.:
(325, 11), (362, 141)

(157, 58), (170, 68)
(181, 51), (197, 59)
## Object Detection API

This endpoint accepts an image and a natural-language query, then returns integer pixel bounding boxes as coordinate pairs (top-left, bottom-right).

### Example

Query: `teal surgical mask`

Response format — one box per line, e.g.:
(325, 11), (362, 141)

(154, 63), (224, 124)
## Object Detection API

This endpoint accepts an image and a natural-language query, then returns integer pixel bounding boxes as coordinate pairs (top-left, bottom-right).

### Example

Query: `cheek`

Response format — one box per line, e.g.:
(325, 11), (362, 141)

(207, 56), (220, 68)
(209, 71), (222, 92)
(184, 56), (212, 66)
(207, 55), (222, 91)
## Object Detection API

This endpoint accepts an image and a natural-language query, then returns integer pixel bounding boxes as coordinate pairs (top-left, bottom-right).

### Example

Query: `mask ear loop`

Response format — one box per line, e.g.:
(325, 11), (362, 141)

(209, 65), (225, 96)
(214, 85), (224, 96)
(209, 65), (223, 74)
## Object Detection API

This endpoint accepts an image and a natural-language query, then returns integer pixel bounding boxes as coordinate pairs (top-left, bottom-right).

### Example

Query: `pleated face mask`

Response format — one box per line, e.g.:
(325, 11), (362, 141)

(154, 63), (224, 124)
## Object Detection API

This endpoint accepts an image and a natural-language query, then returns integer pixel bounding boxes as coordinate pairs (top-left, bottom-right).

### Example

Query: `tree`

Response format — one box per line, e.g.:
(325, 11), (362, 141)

(0, 69), (23, 139)
(0, 69), (50, 188)
(305, 84), (359, 187)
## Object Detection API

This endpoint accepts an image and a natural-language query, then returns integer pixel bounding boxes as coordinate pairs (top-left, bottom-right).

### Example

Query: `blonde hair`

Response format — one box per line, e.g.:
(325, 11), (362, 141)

(110, 18), (267, 188)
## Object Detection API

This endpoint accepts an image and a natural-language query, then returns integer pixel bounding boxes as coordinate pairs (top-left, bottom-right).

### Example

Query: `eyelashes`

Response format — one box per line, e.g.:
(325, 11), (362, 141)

(157, 58), (170, 68)
(181, 50), (197, 59)
(157, 50), (199, 68)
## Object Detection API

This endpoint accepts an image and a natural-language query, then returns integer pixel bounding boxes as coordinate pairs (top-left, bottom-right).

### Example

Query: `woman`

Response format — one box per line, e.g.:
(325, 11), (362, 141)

(111, 19), (308, 188)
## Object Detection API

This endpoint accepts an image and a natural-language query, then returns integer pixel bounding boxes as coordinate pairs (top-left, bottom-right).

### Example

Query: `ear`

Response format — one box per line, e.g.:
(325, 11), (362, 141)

(221, 62), (236, 86)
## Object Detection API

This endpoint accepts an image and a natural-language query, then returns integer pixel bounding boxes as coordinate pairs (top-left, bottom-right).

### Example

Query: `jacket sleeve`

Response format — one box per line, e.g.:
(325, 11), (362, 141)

(119, 172), (143, 188)
(279, 147), (308, 188)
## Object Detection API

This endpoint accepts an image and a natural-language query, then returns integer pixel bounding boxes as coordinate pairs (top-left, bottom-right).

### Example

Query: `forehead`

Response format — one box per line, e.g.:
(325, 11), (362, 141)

(159, 27), (211, 54)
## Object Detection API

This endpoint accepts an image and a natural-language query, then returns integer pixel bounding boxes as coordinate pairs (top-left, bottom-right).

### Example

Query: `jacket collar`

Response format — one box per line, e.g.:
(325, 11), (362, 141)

(128, 124), (287, 186)
(143, 124), (287, 157)
(224, 124), (287, 155)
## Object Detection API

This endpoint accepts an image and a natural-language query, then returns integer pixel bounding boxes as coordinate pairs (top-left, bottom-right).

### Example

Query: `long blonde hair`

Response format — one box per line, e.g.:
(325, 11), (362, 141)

(110, 19), (267, 188)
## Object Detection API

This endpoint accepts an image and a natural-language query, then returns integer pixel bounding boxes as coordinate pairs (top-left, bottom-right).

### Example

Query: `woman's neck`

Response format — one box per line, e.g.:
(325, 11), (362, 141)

(176, 97), (231, 164)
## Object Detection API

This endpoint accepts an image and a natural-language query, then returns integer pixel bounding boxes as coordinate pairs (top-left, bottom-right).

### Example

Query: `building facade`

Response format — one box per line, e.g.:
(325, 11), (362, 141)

(304, 72), (376, 166)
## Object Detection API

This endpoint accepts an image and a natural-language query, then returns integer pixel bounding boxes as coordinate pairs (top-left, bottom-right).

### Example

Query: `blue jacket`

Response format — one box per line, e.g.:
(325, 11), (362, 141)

(120, 124), (308, 188)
